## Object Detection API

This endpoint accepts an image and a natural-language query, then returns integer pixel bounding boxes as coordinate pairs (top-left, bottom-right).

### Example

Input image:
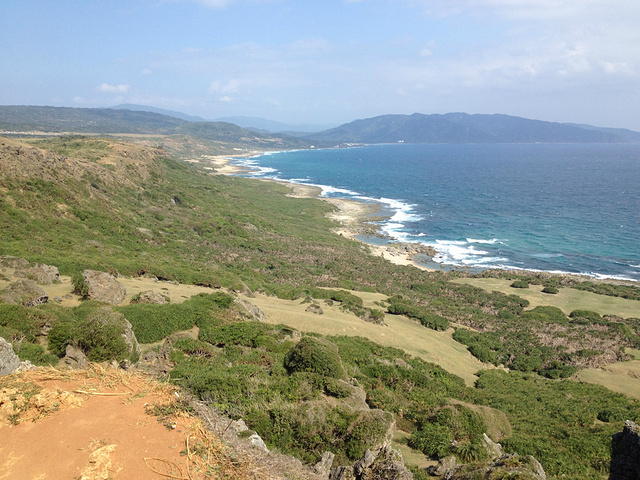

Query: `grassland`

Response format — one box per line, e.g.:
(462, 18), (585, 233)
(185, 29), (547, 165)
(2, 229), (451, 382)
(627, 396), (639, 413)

(453, 277), (640, 318)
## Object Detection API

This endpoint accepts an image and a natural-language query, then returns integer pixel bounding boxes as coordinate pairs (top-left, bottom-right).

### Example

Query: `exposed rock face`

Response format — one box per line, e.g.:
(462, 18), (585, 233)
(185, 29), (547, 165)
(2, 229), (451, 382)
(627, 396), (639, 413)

(137, 343), (173, 375)
(234, 297), (265, 322)
(14, 263), (60, 284)
(81, 270), (126, 305)
(0, 279), (48, 306)
(132, 290), (169, 304)
(0, 337), (21, 376)
(329, 446), (413, 480)
(610, 420), (640, 480)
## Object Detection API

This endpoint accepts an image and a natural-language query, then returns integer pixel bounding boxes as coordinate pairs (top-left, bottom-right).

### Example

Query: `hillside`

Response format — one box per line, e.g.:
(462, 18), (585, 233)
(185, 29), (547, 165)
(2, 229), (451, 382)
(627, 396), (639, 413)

(1, 135), (640, 478)
(307, 112), (640, 144)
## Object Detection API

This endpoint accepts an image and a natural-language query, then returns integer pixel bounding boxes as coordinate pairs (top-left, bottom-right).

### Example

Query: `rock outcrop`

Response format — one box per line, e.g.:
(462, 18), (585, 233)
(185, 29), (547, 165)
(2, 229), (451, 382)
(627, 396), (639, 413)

(14, 263), (60, 284)
(329, 446), (413, 480)
(306, 303), (324, 315)
(428, 453), (546, 480)
(234, 297), (265, 322)
(131, 290), (169, 304)
(0, 337), (21, 376)
(0, 255), (29, 269)
(80, 270), (126, 305)
(63, 345), (89, 370)
(610, 420), (640, 480)
(0, 279), (48, 306)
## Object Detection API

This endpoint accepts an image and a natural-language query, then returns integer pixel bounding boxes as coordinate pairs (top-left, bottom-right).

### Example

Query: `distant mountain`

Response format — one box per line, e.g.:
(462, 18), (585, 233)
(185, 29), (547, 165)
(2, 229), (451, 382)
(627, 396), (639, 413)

(215, 116), (336, 134)
(306, 113), (640, 144)
(0, 105), (186, 134)
(109, 104), (207, 122)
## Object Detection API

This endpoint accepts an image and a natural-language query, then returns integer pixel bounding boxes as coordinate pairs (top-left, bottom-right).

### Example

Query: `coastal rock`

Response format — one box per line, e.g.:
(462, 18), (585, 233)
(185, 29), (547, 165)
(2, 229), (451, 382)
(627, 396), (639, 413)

(81, 270), (126, 305)
(482, 433), (503, 460)
(248, 432), (269, 452)
(131, 290), (169, 304)
(14, 263), (60, 284)
(306, 303), (324, 315)
(234, 297), (265, 322)
(610, 420), (640, 479)
(0, 279), (48, 306)
(137, 343), (173, 375)
(0, 337), (21, 376)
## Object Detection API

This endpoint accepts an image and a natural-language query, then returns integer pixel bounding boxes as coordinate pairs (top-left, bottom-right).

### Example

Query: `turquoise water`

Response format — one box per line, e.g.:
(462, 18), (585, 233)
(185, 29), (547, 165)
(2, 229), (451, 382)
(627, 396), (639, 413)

(236, 143), (640, 281)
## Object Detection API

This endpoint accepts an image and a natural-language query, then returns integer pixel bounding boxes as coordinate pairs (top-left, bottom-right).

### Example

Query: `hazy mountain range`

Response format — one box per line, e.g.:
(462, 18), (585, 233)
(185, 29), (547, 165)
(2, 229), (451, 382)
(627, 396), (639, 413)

(1, 104), (639, 144)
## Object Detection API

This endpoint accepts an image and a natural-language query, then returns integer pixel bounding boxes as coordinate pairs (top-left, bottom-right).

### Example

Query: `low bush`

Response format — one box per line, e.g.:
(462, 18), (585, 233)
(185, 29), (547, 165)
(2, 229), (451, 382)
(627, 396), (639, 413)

(283, 336), (348, 380)
(542, 286), (559, 294)
(510, 280), (529, 289)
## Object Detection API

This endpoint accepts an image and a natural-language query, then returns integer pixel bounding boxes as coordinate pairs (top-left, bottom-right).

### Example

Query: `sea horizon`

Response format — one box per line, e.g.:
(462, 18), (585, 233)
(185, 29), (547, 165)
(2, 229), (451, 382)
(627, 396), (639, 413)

(231, 143), (640, 283)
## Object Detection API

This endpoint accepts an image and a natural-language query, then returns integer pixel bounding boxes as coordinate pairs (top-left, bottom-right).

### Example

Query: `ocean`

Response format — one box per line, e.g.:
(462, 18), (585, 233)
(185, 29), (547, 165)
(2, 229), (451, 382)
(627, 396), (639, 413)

(233, 143), (640, 282)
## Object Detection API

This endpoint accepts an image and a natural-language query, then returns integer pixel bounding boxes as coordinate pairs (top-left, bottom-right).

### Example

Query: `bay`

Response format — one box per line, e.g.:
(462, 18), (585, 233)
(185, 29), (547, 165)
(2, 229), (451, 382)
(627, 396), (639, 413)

(235, 143), (640, 281)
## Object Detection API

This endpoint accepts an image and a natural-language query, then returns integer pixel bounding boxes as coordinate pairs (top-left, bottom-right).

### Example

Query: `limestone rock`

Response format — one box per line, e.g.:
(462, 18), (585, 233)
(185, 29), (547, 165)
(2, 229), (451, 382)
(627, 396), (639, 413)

(132, 290), (169, 304)
(314, 452), (335, 478)
(234, 297), (265, 322)
(0, 337), (21, 376)
(436, 453), (545, 480)
(330, 446), (412, 480)
(64, 345), (89, 369)
(81, 270), (126, 305)
(137, 344), (173, 375)
(306, 303), (324, 315)
(610, 420), (640, 480)
(0, 255), (29, 269)
(482, 433), (503, 460)
(14, 263), (59, 284)
(0, 279), (48, 306)
(428, 456), (457, 476)
(248, 432), (269, 452)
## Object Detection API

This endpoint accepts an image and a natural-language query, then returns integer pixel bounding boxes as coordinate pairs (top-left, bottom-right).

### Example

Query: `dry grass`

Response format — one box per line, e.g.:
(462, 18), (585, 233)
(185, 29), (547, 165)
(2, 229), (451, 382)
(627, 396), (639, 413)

(453, 277), (640, 319)
(242, 292), (488, 386)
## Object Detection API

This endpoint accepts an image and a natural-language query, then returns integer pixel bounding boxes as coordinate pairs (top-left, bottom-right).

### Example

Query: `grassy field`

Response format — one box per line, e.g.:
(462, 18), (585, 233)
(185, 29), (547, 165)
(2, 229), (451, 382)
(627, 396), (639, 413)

(453, 277), (640, 318)
(242, 291), (489, 386)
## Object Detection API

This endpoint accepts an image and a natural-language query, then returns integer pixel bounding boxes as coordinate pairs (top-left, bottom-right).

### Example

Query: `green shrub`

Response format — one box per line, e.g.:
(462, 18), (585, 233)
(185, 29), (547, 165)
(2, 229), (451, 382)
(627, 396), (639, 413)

(569, 310), (603, 322)
(14, 342), (58, 366)
(71, 272), (89, 298)
(283, 336), (348, 380)
(542, 286), (559, 294)
(510, 280), (529, 289)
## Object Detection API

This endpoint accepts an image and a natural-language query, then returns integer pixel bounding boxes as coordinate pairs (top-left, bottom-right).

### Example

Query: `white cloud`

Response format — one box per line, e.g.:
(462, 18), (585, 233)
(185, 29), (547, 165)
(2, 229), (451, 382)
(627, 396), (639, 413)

(219, 95), (233, 102)
(96, 83), (131, 93)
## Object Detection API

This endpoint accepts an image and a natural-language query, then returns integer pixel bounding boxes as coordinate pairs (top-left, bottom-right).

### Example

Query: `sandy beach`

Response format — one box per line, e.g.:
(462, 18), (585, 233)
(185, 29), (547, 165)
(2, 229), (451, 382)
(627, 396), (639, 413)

(208, 155), (438, 271)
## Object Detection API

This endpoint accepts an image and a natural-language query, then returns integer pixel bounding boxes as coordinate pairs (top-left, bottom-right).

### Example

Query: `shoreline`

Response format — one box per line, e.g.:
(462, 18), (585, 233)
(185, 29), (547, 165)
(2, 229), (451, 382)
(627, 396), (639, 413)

(210, 153), (639, 285)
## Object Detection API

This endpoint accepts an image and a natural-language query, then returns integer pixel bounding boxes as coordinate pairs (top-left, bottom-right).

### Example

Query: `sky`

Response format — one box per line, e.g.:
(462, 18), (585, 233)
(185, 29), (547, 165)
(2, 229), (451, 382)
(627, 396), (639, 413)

(1, 0), (640, 130)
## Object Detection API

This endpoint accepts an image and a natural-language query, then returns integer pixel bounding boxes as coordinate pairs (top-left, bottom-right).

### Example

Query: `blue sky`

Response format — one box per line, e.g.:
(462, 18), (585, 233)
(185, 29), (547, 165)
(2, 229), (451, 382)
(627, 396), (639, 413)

(2, 0), (639, 129)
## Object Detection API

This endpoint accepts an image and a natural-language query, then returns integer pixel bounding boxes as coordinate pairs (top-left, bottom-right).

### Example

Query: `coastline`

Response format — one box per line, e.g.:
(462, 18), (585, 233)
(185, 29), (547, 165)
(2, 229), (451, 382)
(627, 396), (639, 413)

(209, 153), (639, 285)
(211, 155), (441, 272)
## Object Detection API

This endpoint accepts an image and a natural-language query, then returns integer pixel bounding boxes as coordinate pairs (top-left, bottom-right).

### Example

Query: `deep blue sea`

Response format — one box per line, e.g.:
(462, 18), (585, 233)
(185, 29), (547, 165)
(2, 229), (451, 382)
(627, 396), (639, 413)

(234, 143), (640, 281)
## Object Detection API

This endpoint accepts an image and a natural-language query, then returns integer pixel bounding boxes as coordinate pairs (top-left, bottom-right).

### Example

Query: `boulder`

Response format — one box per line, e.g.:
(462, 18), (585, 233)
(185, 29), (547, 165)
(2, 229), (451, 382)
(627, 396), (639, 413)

(14, 263), (59, 284)
(482, 433), (503, 460)
(131, 290), (169, 304)
(248, 432), (269, 452)
(0, 279), (48, 306)
(63, 345), (89, 370)
(329, 446), (413, 480)
(234, 297), (265, 322)
(0, 255), (29, 269)
(435, 453), (546, 480)
(81, 270), (126, 305)
(610, 420), (640, 480)
(0, 337), (21, 376)
(314, 452), (335, 477)
(306, 303), (324, 315)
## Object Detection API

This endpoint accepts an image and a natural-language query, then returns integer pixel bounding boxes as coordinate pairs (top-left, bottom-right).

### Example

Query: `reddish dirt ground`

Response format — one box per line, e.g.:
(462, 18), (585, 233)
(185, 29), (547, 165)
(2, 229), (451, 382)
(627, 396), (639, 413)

(0, 366), (247, 480)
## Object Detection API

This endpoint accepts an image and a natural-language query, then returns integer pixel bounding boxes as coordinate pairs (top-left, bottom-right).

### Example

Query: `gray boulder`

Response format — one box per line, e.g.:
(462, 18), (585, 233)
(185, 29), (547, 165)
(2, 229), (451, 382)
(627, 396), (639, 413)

(132, 290), (169, 304)
(234, 297), (265, 322)
(330, 446), (413, 480)
(81, 270), (126, 305)
(0, 337), (21, 376)
(0, 279), (48, 306)
(314, 452), (335, 478)
(14, 263), (60, 284)
(0, 255), (29, 269)
(63, 344), (89, 369)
